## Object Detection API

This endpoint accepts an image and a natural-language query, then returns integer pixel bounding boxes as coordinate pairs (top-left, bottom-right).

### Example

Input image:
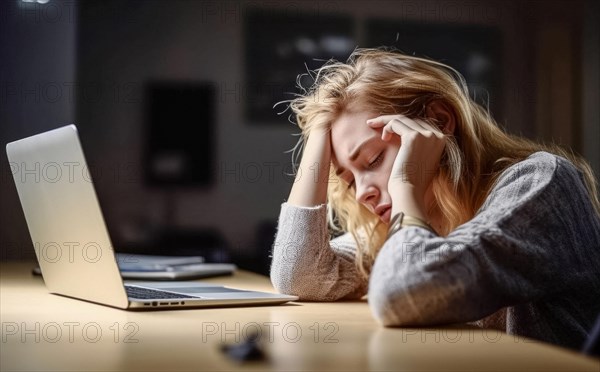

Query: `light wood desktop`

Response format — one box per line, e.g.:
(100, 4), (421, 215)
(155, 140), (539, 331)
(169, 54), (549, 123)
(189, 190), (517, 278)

(1, 262), (598, 371)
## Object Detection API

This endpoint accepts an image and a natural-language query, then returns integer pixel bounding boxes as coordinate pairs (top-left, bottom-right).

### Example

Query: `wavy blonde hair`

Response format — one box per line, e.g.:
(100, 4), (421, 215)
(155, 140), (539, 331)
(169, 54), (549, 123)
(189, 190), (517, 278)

(283, 47), (600, 279)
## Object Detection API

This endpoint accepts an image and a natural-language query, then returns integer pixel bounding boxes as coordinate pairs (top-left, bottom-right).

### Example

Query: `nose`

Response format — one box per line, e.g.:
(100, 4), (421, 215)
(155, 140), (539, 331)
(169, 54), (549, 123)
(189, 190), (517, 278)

(355, 179), (379, 210)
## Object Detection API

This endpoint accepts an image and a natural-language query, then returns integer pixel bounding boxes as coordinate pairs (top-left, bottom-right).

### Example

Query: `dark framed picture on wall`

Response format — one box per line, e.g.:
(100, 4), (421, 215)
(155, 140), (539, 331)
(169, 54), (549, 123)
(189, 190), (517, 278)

(244, 8), (357, 124)
(365, 20), (504, 120)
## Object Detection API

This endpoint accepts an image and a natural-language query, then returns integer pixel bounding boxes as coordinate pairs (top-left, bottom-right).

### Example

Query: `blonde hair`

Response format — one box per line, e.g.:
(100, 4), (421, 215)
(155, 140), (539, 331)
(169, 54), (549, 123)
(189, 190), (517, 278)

(283, 47), (600, 279)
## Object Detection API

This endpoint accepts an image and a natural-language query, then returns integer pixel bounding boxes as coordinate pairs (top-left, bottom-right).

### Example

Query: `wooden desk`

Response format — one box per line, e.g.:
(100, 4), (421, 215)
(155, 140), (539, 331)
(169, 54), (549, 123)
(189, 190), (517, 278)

(1, 262), (598, 371)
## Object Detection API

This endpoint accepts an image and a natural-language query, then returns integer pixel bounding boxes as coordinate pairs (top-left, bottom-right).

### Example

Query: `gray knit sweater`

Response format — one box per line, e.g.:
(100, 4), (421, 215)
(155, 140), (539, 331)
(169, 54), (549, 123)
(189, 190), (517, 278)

(270, 151), (600, 350)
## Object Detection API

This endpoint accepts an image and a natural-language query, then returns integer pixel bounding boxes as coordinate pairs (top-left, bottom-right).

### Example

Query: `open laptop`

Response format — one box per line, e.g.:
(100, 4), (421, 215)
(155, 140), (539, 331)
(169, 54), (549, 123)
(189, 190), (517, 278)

(6, 125), (298, 309)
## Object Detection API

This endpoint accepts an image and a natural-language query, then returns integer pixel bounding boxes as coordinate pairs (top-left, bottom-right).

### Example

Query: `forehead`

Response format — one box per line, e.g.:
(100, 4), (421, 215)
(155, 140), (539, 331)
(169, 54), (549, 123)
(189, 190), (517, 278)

(330, 110), (376, 168)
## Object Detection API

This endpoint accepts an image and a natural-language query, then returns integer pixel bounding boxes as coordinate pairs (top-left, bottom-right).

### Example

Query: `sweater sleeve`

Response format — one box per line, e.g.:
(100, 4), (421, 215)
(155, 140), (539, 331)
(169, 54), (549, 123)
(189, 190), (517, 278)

(368, 152), (600, 326)
(270, 203), (368, 301)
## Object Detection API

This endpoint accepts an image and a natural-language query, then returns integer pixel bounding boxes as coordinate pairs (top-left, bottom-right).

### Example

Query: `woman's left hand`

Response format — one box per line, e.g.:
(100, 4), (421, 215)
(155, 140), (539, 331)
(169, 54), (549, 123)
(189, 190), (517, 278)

(367, 114), (446, 199)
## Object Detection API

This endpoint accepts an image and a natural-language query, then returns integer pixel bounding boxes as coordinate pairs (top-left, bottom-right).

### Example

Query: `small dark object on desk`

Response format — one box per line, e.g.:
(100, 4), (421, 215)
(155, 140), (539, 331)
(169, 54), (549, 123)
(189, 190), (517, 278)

(220, 332), (266, 362)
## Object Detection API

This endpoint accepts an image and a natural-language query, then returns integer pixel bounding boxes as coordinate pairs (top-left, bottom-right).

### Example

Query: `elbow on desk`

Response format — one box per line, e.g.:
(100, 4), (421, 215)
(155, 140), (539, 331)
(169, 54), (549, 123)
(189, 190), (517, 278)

(270, 265), (342, 301)
(269, 239), (318, 299)
(270, 272), (316, 300)
(368, 284), (422, 327)
(269, 265), (308, 299)
(270, 247), (301, 297)
(367, 273), (491, 327)
(270, 269), (294, 296)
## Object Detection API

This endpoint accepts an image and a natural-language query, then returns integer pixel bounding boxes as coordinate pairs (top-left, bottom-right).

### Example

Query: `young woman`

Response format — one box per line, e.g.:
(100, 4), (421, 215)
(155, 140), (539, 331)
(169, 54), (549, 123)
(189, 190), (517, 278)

(269, 48), (600, 350)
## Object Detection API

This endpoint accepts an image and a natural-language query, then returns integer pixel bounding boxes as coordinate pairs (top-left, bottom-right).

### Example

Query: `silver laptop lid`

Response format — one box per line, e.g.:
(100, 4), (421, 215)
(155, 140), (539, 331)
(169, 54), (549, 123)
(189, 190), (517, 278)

(6, 125), (129, 309)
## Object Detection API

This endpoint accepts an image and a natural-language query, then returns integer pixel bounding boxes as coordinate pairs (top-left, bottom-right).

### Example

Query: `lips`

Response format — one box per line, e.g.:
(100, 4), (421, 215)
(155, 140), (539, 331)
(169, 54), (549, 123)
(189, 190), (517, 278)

(374, 204), (392, 224)
(380, 207), (392, 224)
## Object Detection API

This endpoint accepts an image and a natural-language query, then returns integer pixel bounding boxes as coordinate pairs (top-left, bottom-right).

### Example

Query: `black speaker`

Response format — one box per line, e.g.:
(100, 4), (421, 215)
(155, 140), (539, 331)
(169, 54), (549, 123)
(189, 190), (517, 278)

(144, 81), (215, 187)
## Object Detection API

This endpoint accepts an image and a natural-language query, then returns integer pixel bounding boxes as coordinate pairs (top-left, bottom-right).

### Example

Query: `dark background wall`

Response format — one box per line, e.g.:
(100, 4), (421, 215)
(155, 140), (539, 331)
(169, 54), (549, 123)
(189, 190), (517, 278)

(2, 0), (78, 260)
(2, 0), (599, 275)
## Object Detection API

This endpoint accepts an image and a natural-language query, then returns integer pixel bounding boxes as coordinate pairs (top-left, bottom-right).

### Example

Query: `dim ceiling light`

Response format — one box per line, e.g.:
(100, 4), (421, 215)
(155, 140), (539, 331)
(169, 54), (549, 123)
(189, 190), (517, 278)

(21, 0), (51, 4)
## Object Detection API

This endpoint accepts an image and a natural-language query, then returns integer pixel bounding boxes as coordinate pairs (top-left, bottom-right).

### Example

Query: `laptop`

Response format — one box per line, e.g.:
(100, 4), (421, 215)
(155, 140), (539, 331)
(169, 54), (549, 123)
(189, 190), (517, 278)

(6, 125), (298, 309)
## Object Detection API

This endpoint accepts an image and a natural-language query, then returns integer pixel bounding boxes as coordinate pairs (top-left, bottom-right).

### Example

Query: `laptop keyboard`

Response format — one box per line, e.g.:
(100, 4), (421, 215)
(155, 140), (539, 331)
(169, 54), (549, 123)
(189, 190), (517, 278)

(125, 285), (198, 299)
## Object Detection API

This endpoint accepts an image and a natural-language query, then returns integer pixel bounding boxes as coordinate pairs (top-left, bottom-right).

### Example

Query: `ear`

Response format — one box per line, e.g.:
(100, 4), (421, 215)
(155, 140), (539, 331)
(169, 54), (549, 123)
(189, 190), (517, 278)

(425, 100), (456, 135)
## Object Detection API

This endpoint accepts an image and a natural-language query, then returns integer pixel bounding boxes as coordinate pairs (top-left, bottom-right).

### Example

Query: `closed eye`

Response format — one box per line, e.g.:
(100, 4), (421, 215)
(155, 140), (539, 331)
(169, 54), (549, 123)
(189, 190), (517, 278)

(343, 152), (382, 190)
(368, 153), (384, 169)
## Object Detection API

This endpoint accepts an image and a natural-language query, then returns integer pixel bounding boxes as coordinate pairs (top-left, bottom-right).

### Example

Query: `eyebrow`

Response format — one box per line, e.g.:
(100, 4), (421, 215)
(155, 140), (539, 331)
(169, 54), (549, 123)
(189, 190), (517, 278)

(335, 137), (378, 177)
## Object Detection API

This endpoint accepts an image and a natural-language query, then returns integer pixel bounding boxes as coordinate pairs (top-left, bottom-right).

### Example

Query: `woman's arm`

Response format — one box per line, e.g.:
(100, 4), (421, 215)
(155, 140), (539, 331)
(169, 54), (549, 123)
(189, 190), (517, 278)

(270, 203), (368, 301)
(270, 129), (368, 300)
(368, 152), (600, 327)
(287, 127), (331, 207)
